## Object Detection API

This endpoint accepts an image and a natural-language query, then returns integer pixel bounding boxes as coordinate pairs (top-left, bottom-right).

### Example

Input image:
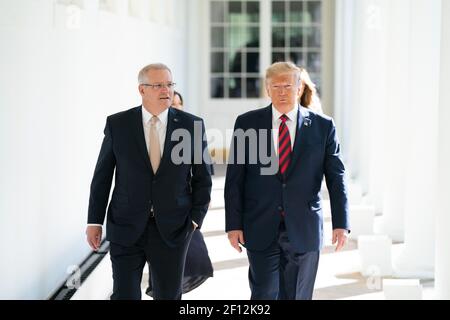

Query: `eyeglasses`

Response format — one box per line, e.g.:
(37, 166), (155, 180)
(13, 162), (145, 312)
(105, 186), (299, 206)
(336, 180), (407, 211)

(141, 82), (176, 90)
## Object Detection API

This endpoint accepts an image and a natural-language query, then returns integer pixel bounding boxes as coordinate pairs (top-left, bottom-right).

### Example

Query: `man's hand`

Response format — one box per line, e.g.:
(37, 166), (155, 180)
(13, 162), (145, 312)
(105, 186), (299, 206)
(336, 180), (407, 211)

(86, 226), (102, 251)
(227, 230), (245, 253)
(332, 228), (348, 252)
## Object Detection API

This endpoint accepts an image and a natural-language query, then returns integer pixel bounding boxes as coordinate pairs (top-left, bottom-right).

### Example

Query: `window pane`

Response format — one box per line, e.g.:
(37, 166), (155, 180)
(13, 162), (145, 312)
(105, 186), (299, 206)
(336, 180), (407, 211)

(243, 26), (259, 48)
(211, 26), (226, 48)
(272, 1), (285, 23)
(289, 1), (304, 23)
(307, 52), (321, 73)
(306, 26), (321, 47)
(307, 1), (321, 23)
(289, 27), (304, 47)
(288, 50), (305, 66)
(211, 77), (225, 98)
(229, 1), (242, 23)
(246, 52), (259, 73)
(246, 77), (261, 98)
(229, 50), (242, 73)
(211, 52), (225, 73)
(211, 1), (225, 23)
(229, 77), (242, 98)
(246, 1), (260, 23)
(272, 51), (285, 63)
(272, 26), (285, 48)
(229, 26), (243, 51)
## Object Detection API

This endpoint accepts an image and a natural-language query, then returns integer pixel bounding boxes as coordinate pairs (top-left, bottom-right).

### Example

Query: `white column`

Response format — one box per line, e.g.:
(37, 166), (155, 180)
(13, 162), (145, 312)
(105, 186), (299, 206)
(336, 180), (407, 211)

(435, 0), (450, 299)
(333, 0), (354, 160)
(352, 0), (372, 196)
(393, 0), (441, 279)
(343, 0), (364, 183)
(363, 0), (388, 213)
(344, 0), (388, 211)
(343, 0), (388, 211)
(374, 0), (412, 242)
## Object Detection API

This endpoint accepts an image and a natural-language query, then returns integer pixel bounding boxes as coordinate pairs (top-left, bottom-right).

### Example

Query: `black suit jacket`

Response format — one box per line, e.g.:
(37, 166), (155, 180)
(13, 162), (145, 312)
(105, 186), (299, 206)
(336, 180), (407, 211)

(88, 106), (212, 247)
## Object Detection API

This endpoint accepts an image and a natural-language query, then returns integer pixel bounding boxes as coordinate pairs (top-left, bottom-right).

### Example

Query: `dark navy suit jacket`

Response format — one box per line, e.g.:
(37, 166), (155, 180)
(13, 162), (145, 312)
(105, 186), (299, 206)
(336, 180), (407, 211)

(225, 105), (349, 253)
(88, 106), (212, 248)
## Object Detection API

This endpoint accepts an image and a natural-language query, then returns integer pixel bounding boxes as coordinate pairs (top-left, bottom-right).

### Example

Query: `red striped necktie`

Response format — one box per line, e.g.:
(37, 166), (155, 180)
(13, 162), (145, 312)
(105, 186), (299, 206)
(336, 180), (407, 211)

(278, 114), (292, 176)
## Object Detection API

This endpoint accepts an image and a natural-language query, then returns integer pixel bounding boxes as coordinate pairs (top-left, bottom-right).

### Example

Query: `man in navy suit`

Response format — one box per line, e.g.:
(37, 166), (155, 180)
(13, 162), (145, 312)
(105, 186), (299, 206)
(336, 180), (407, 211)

(85, 63), (212, 300)
(225, 62), (349, 300)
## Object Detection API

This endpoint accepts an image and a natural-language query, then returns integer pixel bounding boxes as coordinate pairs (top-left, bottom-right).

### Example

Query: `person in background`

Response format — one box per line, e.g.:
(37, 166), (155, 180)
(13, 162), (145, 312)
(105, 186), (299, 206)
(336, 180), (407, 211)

(172, 90), (184, 110)
(299, 67), (323, 114)
(171, 91), (216, 176)
(146, 90), (214, 298)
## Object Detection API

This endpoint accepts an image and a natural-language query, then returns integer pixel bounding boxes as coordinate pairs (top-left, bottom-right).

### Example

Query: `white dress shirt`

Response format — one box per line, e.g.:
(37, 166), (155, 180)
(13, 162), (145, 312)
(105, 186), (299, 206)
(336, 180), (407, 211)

(272, 105), (299, 155)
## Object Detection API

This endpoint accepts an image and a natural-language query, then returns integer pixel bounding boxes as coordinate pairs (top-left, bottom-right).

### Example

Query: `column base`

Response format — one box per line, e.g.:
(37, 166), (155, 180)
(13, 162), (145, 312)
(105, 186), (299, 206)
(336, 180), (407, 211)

(374, 216), (404, 242)
(393, 245), (434, 279)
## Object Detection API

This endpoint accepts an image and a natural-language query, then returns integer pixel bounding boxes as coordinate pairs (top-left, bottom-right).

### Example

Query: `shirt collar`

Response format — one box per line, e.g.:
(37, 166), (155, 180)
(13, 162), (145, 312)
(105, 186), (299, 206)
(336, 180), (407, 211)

(142, 105), (169, 127)
(272, 104), (299, 123)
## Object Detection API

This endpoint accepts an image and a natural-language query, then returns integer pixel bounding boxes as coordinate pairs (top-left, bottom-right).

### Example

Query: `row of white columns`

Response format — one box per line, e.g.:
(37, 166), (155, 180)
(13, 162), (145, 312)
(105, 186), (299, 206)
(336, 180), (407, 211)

(334, 0), (450, 298)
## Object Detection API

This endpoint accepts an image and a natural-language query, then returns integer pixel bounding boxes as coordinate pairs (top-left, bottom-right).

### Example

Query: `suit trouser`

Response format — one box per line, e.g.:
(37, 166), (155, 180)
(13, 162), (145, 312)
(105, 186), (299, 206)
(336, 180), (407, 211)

(246, 220), (320, 300)
(109, 217), (193, 300)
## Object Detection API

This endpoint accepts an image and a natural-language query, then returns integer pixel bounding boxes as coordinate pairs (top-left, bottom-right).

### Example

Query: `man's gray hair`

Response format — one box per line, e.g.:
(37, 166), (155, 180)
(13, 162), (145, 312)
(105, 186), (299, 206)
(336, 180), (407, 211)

(138, 63), (172, 84)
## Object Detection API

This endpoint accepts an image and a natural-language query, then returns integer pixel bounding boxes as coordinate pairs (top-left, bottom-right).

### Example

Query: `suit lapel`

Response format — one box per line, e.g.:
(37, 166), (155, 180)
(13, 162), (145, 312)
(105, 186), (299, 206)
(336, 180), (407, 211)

(132, 106), (153, 173)
(285, 107), (312, 179)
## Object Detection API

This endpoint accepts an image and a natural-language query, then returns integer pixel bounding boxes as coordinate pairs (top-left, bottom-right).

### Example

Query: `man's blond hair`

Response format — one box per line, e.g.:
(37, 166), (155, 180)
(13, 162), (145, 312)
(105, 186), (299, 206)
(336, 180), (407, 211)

(265, 61), (302, 84)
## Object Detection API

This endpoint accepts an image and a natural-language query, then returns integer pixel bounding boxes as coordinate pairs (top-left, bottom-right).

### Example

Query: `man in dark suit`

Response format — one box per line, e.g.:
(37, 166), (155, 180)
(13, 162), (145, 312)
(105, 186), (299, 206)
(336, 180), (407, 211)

(86, 63), (212, 300)
(225, 62), (350, 300)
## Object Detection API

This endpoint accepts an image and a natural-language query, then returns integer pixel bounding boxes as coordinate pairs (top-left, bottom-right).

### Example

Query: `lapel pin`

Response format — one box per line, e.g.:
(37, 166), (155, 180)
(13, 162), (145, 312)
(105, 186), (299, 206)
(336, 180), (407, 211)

(173, 118), (179, 123)
(304, 118), (312, 127)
